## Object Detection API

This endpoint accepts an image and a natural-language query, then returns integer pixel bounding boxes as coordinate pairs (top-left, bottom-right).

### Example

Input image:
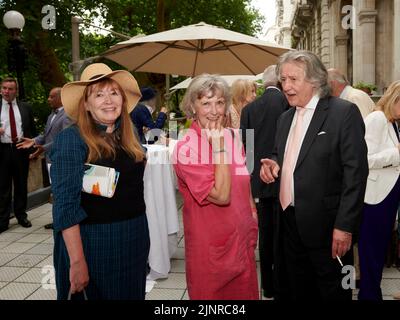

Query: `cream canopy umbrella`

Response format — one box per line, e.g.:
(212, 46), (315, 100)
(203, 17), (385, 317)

(101, 22), (290, 77)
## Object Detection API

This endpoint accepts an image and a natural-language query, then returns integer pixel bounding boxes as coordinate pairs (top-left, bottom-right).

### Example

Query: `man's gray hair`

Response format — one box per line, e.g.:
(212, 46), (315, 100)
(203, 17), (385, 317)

(262, 65), (278, 87)
(180, 74), (231, 118)
(276, 50), (331, 98)
(327, 68), (349, 85)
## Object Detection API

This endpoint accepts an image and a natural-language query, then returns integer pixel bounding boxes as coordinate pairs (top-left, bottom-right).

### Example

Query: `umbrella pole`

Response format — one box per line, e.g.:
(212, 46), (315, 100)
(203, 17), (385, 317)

(166, 74), (170, 94)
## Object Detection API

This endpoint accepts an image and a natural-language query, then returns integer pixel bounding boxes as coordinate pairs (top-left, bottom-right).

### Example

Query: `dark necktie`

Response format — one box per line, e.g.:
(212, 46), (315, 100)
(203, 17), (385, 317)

(393, 122), (400, 142)
(8, 102), (18, 143)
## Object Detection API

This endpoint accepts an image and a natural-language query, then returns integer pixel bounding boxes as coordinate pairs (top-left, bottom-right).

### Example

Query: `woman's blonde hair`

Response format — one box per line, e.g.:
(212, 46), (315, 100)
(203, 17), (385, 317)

(76, 78), (144, 162)
(231, 79), (257, 109)
(376, 80), (400, 122)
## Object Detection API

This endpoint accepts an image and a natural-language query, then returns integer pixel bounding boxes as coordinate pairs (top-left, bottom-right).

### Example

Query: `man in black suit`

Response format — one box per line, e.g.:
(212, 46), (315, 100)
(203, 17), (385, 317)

(17, 87), (71, 230)
(0, 77), (36, 233)
(260, 51), (368, 300)
(240, 65), (288, 299)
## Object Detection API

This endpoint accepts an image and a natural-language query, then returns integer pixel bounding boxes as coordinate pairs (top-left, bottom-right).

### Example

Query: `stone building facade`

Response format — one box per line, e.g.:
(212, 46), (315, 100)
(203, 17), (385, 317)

(270, 0), (400, 94)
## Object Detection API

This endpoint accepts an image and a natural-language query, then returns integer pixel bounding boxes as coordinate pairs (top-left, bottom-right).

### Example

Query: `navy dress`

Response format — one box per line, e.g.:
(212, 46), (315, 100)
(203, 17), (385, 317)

(49, 125), (150, 300)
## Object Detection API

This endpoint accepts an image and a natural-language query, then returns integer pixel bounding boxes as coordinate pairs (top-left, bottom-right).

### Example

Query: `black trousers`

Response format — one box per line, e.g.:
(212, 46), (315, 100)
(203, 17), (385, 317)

(279, 206), (353, 301)
(0, 143), (29, 228)
(256, 197), (276, 297)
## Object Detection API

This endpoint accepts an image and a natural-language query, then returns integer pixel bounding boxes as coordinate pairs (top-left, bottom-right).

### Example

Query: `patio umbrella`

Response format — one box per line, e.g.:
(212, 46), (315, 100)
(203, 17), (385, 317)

(101, 22), (290, 77)
(170, 73), (264, 90)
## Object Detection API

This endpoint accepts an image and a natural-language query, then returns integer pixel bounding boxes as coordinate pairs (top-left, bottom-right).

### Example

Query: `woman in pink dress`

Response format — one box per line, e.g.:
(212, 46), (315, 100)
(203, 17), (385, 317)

(173, 74), (259, 300)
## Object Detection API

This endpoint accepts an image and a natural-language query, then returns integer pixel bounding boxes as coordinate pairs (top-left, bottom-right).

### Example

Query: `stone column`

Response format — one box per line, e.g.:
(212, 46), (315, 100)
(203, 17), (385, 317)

(311, 16), (317, 53)
(353, 0), (377, 84)
(394, 0), (400, 81)
(335, 35), (349, 76)
(28, 157), (44, 193)
(320, 0), (331, 66)
(280, 26), (292, 48)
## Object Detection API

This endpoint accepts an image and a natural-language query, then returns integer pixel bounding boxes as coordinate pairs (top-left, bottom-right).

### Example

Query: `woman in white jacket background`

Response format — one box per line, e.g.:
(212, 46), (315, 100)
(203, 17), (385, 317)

(358, 80), (400, 300)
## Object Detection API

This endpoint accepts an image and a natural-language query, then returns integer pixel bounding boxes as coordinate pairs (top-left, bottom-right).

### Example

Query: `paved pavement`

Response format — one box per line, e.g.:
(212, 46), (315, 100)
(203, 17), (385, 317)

(0, 198), (399, 300)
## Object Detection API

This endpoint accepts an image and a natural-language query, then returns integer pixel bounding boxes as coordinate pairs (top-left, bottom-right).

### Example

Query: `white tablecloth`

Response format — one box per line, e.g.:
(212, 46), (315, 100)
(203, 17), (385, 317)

(144, 144), (179, 280)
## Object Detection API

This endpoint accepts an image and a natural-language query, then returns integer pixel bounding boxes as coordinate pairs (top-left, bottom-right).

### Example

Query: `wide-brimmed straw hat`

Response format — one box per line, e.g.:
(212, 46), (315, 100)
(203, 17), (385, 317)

(61, 63), (141, 120)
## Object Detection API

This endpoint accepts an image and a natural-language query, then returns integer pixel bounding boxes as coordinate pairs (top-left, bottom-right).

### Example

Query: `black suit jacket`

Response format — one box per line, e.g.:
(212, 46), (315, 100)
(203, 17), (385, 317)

(0, 98), (37, 139)
(273, 96), (368, 248)
(240, 87), (288, 199)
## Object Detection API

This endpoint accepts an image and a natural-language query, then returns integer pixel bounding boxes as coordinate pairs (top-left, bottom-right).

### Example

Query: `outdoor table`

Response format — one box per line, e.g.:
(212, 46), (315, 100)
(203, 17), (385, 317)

(144, 144), (179, 280)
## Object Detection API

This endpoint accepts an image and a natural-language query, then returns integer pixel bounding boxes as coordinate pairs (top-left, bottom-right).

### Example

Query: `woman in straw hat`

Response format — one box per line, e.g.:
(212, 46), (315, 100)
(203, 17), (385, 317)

(49, 63), (149, 300)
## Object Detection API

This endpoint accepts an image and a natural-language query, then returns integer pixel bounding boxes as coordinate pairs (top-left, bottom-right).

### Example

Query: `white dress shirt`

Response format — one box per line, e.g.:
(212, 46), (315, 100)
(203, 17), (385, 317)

(49, 106), (64, 125)
(145, 104), (153, 114)
(1, 98), (23, 143)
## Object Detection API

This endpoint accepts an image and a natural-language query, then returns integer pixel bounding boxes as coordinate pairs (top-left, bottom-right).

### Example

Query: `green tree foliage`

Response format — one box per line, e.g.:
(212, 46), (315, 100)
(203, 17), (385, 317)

(101, 0), (263, 35)
(0, 0), (102, 130)
(0, 0), (264, 130)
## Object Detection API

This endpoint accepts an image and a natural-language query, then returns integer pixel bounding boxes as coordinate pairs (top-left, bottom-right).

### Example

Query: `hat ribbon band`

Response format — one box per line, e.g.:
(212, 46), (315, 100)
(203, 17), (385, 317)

(89, 74), (105, 80)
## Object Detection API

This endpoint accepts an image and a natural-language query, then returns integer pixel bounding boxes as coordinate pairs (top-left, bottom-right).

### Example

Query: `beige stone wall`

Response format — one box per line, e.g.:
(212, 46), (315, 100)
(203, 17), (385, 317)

(27, 156), (44, 193)
(375, 0), (393, 91)
(320, 0), (331, 66)
(394, 0), (400, 82)
(275, 0), (396, 93)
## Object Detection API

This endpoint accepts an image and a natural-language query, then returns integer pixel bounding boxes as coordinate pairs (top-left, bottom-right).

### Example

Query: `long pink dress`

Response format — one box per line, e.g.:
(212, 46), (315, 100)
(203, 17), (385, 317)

(173, 121), (259, 300)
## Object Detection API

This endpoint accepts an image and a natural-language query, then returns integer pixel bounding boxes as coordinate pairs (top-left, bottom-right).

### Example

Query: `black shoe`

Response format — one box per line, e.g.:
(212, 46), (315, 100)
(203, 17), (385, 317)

(263, 289), (274, 299)
(18, 218), (32, 228)
(0, 225), (8, 234)
(44, 223), (53, 230)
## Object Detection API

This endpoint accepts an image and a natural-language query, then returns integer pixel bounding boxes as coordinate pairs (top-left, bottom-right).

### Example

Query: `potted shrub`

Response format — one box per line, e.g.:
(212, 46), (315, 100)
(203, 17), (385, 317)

(354, 81), (377, 96)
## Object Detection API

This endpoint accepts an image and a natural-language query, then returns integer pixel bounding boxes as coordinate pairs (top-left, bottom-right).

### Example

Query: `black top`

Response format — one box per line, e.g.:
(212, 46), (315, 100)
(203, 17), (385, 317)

(240, 87), (289, 198)
(393, 122), (400, 142)
(81, 147), (146, 224)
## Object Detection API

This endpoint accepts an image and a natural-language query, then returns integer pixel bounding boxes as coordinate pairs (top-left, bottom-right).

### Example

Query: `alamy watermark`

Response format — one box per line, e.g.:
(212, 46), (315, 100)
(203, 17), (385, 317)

(341, 265), (356, 290)
(41, 5), (56, 30)
(341, 5), (356, 30)
(41, 265), (56, 290)
(40, 263), (356, 291)
(147, 123), (255, 176)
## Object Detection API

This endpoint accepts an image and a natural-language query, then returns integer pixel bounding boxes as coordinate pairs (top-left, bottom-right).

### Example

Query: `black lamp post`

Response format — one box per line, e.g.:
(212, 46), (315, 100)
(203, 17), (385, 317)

(3, 10), (26, 100)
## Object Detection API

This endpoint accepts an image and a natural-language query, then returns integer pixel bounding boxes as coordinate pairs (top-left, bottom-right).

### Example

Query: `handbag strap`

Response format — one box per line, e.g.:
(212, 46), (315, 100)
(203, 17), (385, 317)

(67, 288), (88, 300)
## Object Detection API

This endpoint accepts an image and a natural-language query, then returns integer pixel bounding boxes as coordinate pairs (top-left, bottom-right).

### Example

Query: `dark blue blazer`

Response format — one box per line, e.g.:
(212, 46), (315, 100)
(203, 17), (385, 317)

(130, 103), (167, 143)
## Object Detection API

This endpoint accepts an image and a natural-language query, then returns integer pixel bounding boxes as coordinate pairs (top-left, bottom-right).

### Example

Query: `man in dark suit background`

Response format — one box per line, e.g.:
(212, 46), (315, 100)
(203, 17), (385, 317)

(130, 87), (167, 144)
(17, 87), (71, 230)
(260, 51), (368, 300)
(240, 65), (288, 299)
(0, 77), (37, 233)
